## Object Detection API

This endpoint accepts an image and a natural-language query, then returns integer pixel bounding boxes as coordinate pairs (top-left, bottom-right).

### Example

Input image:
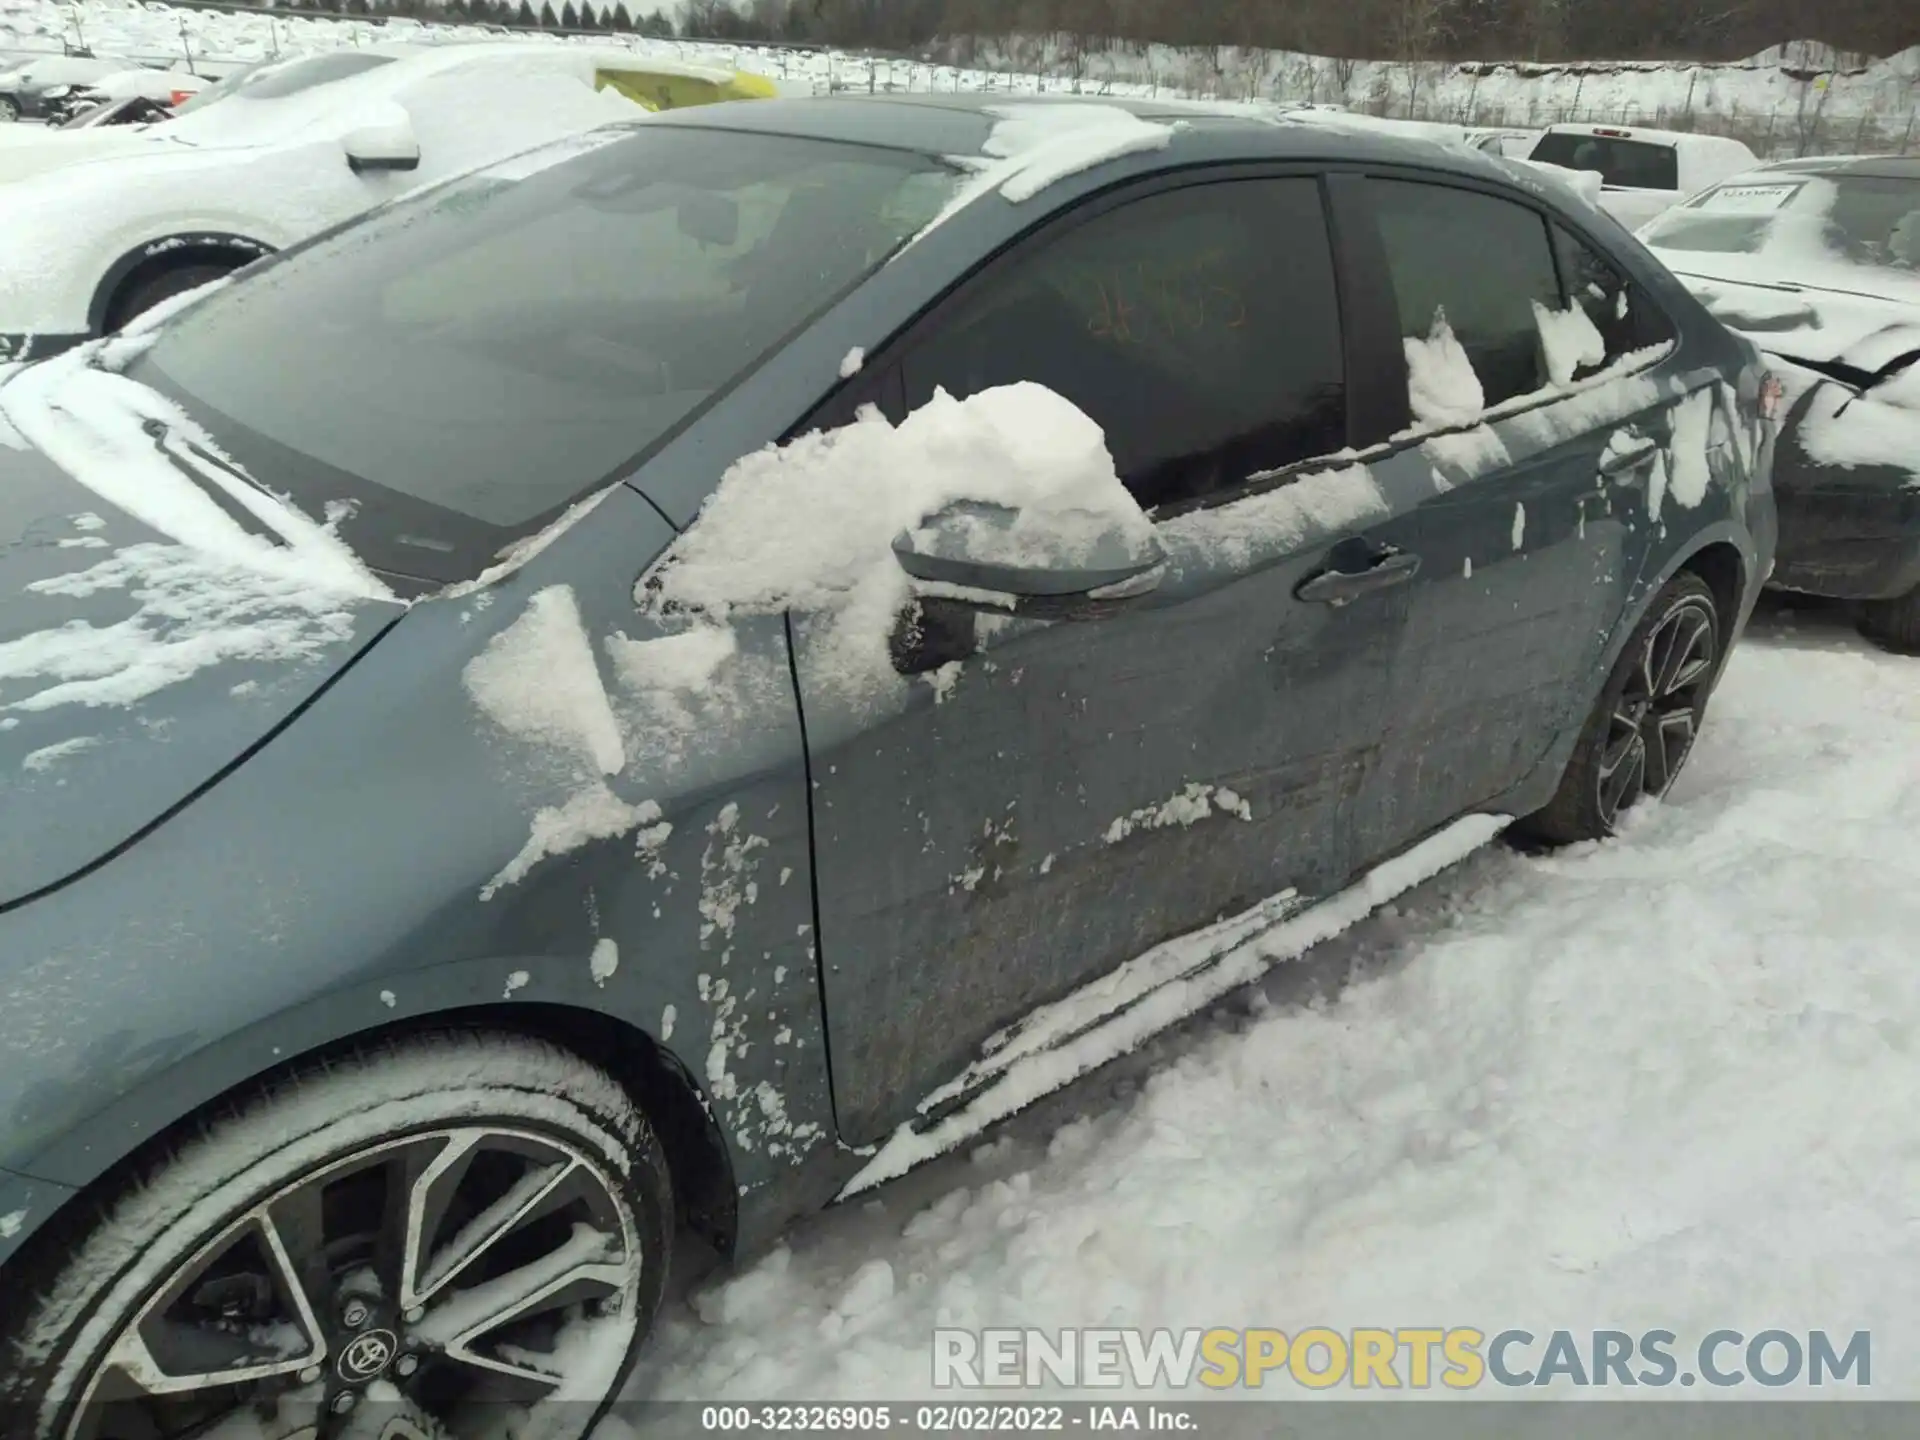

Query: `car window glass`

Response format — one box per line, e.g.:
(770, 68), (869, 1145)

(1371, 178), (1561, 407)
(1552, 224), (1673, 370)
(134, 129), (955, 584)
(898, 178), (1346, 513)
(1528, 133), (1679, 191)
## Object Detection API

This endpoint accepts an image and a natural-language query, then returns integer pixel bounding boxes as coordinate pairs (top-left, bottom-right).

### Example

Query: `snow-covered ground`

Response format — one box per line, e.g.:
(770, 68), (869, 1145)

(630, 599), (1920, 1399)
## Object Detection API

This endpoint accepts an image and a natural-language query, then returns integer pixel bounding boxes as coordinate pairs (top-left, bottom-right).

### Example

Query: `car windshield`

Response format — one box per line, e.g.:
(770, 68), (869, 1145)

(1528, 132), (1678, 190)
(1641, 173), (1920, 271)
(171, 52), (395, 115)
(129, 126), (956, 584)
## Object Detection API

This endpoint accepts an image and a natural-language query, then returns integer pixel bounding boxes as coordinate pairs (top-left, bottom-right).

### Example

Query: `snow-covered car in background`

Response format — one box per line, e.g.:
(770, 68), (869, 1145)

(0, 53), (133, 120)
(42, 64), (203, 124)
(1527, 122), (1758, 229)
(0, 93), (1773, 1436)
(1467, 125), (1537, 158)
(1642, 155), (1920, 651)
(0, 45), (776, 359)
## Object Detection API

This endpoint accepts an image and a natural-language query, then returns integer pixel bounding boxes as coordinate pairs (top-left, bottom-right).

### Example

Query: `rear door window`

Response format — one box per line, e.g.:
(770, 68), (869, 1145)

(898, 177), (1348, 513)
(1369, 178), (1562, 407)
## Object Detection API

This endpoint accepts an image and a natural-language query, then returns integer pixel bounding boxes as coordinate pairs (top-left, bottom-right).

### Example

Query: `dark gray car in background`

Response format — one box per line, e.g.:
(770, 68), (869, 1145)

(1642, 155), (1920, 651)
(0, 95), (1775, 1437)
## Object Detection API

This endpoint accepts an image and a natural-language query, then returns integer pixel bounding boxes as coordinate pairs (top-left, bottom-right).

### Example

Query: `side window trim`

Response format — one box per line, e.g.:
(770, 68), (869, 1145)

(787, 162), (1357, 509)
(1323, 170), (1413, 448)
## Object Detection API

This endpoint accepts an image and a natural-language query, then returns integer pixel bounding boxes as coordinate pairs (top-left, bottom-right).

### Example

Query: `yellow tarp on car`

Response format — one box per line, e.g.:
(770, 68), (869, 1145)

(593, 66), (778, 112)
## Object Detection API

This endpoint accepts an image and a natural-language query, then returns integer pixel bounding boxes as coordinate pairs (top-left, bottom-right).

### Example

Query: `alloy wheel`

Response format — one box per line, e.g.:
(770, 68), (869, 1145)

(63, 1127), (642, 1440)
(1595, 596), (1717, 828)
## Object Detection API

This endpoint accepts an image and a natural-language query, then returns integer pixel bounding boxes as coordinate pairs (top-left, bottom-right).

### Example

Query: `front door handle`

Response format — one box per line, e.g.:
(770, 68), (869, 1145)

(1294, 549), (1422, 606)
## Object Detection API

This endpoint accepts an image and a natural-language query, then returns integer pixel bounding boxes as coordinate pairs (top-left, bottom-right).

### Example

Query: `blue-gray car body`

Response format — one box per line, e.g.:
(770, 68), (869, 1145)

(0, 95), (1776, 1277)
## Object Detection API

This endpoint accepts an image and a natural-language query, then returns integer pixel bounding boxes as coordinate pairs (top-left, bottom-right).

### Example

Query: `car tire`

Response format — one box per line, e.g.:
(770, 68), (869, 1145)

(1518, 571), (1722, 845)
(104, 262), (234, 332)
(0, 1031), (673, 1440)
(0, 96), (17, 122)
(1857, 587), (1920, 656)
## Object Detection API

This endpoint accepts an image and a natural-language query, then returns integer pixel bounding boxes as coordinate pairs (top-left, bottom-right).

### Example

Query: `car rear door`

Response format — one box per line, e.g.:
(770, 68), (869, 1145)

(1336, 171), (1688, 855)
(791, 172), (1429, 1146)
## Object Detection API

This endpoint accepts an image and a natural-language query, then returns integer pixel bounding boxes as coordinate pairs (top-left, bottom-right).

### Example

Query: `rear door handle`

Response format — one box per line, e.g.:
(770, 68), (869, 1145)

(1294, 549), (1422, 606)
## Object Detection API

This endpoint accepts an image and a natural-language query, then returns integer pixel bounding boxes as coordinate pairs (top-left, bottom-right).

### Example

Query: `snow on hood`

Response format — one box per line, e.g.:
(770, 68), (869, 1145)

(1644, 191), (1920, 370)
(0, 350), (391, 602)
(0, 348), (396, 725)
(0, 358), (402, 906)
(1660, 262), (1920, 368)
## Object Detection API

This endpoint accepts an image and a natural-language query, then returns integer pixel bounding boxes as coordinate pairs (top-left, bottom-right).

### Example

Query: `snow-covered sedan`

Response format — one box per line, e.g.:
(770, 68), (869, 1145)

(0, 94), (1773, 1436)
(0, 53), (133, 121)
(0, 44), (775, 361)
(1642, 155), (1920, 650)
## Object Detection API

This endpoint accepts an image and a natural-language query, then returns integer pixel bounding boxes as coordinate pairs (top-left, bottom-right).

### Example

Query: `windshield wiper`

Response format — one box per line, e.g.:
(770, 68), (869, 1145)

(141, 417), (291, 548)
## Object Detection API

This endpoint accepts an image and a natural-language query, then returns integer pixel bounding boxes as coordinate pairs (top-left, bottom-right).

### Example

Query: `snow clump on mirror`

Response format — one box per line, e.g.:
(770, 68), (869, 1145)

(643, 382), (1153, 708)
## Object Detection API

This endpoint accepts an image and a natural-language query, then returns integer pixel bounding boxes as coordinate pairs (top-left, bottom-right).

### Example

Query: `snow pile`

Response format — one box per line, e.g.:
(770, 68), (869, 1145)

(1157, 465), (1388, 572)
(1532, 300), (1606, 385)
(647, 382), (1150, 706)
(1402, 311), (1485, 427)
(465, 586), (625, 778)
(1798, 370), (1920, 482)
(462, 585), (668, 899)
(976, 103), (1177, 204)
(634, 624), (1920, 1401)
(922, 104), (1177, 234)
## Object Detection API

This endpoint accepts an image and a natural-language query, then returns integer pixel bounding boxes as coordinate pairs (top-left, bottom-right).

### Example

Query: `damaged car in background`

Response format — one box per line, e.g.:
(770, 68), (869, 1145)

(0, 95), (1773, 1436)
(1643, 156), (1920, 651)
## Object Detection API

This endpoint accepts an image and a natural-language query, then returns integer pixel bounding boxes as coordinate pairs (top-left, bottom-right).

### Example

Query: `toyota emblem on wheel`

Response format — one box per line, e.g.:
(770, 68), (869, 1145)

(337, 1328), (399, 1383)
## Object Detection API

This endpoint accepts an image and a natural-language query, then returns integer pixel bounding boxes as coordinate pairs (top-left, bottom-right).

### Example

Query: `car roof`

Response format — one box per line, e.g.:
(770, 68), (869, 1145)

(640, 91), (1514, 177)
(1753, 154), (1920, 182)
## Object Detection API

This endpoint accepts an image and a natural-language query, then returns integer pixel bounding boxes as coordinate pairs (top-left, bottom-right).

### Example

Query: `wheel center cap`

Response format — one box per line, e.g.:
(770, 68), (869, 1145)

(337, 1328), (399, 1384)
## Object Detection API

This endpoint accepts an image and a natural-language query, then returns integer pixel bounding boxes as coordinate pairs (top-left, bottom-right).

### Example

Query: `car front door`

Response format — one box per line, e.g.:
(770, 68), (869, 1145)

(790, 173), (1433, 1146)
(1343, 174), (1687, 855)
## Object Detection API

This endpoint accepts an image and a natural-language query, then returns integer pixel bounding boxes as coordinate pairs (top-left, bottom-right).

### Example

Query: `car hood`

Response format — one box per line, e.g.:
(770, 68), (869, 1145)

(1652, 251), (1920, 372)
(0, 351), (404, 910)
(0, 124), (188, 185)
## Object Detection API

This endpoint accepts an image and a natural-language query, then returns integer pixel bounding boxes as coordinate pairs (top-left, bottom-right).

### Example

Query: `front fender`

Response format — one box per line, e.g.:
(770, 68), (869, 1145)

(0, 1164), (73, 1271)
(0, 485), (842, 1259)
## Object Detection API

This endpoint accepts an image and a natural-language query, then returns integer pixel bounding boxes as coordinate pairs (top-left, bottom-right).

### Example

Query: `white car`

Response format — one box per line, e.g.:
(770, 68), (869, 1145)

(1523, 122), (1759, 229)
(0, 44), (767, 360)
(1466, 126), (1538, 158)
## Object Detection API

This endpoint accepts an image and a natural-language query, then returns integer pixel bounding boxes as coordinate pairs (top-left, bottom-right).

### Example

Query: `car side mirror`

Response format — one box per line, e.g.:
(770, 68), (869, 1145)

(891, 499), (1166, 609)
(343, 110), (420, 174)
